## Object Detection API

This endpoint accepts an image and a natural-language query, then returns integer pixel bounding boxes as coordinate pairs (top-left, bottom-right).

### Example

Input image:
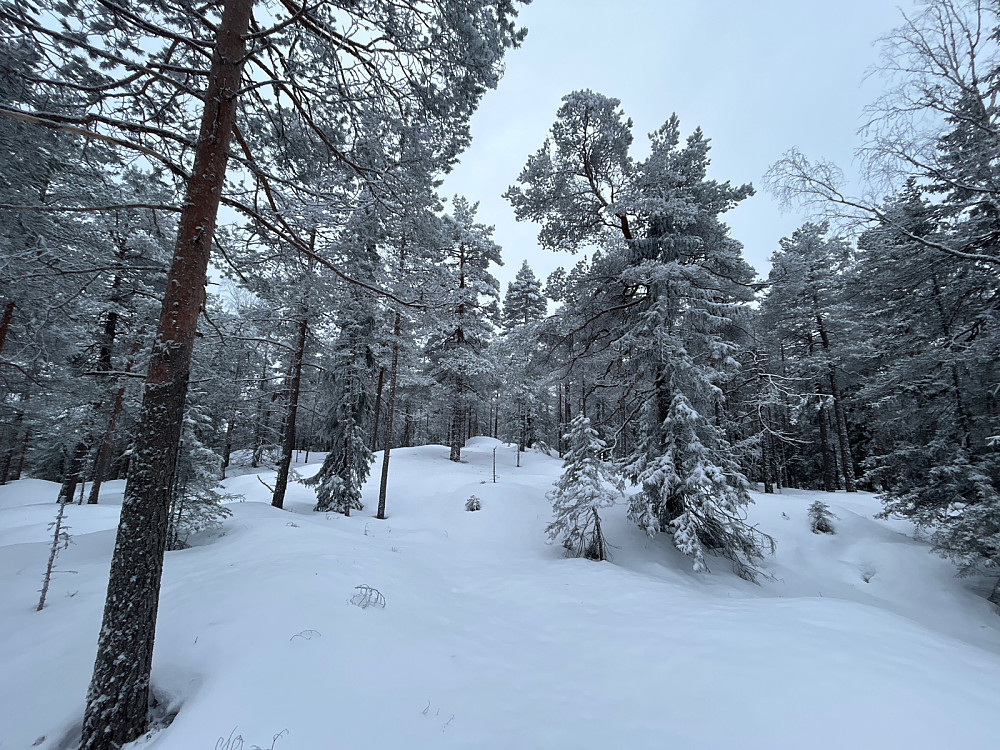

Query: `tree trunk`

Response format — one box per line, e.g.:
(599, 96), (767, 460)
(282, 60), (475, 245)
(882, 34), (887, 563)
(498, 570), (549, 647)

(761, 414), (774, 494)
(250, 361), (270, 468)
(557, 385), (564, 456)
(402, 404), (413, 448)
(449, 386), (464, 462)
(0, 300), (14, 356)
(817, 398), (837, 493)
(272, 308), (308, 509)
(221, 355), (244, 478)
(372, 366), (385, 450)
(816, 313), (856, 492)
(0, 388), (28, 484)
(11, 425), (29, 481)
(376, 313), (401, 520)
(57, 442), (87, 504)
(80, 3), (252, 747)
(87, 379), (128, 504)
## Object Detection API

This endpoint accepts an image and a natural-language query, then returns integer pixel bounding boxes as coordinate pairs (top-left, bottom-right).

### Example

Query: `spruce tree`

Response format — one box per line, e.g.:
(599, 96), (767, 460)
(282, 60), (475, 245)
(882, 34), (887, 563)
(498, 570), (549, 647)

(425, 196), (502, 462)
(502, 260), (547, 330)
(508, 91), (773, 578)
(547, 415), (623, 561)
(306, 302), (377, 516)
(166, 396), (233, 551)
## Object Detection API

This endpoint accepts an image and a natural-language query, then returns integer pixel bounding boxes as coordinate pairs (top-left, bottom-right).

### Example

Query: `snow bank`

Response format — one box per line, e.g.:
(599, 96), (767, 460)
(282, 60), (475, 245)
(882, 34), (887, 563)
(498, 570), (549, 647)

(1, 440), (998, 749)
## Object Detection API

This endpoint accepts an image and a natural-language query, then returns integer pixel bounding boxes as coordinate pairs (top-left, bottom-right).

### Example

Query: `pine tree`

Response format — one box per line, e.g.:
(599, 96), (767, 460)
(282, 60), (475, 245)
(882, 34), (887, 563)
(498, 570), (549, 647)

(626, 391), (773, 578)
(426, 196), (502, 462)
(0, 2), (529, 744)
(496, 260), (548, 451)
(547, 415), (623, 561)
(502, 260), (547, 330)
(850, 187), (1000, 584)
(760, 222), (858, 493)
(507, 91), (773, 578)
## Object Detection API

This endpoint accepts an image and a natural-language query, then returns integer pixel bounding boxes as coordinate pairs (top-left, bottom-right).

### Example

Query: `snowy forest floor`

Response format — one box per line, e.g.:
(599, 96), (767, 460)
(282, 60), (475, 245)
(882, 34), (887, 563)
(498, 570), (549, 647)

(2, 438), (1000, 750)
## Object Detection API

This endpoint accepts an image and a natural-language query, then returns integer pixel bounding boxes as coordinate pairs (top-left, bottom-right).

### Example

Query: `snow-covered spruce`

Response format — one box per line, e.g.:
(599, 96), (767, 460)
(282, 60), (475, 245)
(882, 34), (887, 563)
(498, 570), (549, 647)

(166, 396), (234, 551)
(626, 392), (775, 581)
(808, 500), (838, 534)
(305, 328), (376, 517)
(546, 415), (623, 561)
(466, 495), (482, 511)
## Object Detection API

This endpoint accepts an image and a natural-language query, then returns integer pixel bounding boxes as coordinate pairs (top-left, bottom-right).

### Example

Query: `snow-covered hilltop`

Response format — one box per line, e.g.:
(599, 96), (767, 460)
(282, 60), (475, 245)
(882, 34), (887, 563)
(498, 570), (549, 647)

(3, 440), (998, 750)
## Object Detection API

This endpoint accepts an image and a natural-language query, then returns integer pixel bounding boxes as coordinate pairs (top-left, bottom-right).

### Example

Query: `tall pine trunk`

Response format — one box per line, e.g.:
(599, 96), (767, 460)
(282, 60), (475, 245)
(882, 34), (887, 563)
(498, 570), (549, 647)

(80, 3), (252, 746)
(272, 307), (309, 509)
(449, 381), (464, 462)
(761, 412), (774, 494)
(816, 313), (856, 492)
(87, 378), (128, 505)
(372, 366), (385, 450)
(57, 442), (87, 504)
(0, 300), (14, 357)
(376, 313), (401, 520)
(0, 385), (28, 484)
(817, 397), (837, 493)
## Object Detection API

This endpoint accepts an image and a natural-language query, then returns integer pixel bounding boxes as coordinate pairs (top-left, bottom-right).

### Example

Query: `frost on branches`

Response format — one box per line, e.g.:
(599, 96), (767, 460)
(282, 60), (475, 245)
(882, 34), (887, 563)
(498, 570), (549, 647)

(305, 328), (376, 517)
(808, 501), (838, 534)
(546, 415), (623, 561)
(626, 392), (774, 581)
(166, 398), (234, 551)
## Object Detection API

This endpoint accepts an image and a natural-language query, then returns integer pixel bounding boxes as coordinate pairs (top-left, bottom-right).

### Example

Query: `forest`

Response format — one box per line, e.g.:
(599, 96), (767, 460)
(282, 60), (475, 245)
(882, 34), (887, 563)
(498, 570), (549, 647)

(1, 1), (999, 749)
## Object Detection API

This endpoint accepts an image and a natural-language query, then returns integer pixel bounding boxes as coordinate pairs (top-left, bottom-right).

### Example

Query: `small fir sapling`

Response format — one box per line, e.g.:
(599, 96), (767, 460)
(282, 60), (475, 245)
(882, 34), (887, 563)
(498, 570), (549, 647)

(465, 495), (482, 511)
(546, 415), (624, 561)
(37, 494), (71, 610)
(808, 500), (838, 534)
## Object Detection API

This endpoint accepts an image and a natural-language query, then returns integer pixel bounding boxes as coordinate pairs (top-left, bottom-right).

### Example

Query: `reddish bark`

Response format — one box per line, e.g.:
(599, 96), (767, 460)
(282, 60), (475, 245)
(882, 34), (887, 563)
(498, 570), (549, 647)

(80, 2), (253, 747)
(0, 300), (14, 356)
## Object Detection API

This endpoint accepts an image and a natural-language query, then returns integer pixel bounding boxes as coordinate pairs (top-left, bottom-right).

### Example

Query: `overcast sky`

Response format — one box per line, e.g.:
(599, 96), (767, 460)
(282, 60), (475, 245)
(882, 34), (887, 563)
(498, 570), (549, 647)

(441, 0), (920, 292)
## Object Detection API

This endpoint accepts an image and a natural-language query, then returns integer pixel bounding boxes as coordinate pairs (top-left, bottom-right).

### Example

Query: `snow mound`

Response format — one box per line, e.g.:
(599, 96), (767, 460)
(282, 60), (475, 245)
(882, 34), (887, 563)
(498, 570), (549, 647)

(1, 444), (999, 749)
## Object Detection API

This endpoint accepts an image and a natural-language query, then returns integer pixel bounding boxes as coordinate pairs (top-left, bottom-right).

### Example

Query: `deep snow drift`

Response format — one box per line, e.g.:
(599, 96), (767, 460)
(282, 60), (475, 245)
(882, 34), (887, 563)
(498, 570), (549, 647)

(2, 438), (999, 749)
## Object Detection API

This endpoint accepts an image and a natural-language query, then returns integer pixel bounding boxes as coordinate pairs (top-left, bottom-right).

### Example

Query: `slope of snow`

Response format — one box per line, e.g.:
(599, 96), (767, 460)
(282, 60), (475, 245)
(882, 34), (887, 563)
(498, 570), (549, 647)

(1, 438), (998, 749)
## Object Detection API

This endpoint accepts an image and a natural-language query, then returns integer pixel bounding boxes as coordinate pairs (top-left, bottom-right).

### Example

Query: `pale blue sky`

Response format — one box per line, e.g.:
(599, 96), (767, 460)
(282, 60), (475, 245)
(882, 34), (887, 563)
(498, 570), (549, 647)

(442, 0), (919, 291)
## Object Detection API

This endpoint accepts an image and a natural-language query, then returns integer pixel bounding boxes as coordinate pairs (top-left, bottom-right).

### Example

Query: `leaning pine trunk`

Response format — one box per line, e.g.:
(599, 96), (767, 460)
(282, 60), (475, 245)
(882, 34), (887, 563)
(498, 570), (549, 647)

(376, 313), (401, 520)
(80, 4), (252, 748)
(87, 374), (130, 505)
(272, 307), (309, 509)
(372, 366), (385, 450)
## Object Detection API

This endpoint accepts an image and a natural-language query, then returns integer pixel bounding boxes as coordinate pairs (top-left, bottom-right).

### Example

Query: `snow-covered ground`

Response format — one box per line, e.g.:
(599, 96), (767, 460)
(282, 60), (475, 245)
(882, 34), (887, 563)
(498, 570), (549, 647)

(2, 438), (999, 749)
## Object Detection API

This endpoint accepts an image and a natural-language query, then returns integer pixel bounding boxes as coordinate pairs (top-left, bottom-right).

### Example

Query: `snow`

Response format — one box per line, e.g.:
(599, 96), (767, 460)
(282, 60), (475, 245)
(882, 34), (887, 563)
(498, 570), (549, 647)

(2, 438), (1000, 749)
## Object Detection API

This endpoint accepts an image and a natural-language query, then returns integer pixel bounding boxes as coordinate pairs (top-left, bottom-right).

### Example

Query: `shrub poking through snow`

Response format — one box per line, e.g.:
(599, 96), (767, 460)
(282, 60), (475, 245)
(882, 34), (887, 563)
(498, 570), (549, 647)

(465, 495), (482, 512)
(350, 585), (386, 609)
(809, 501), (838, 534)
(546, 415), (624, 561)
